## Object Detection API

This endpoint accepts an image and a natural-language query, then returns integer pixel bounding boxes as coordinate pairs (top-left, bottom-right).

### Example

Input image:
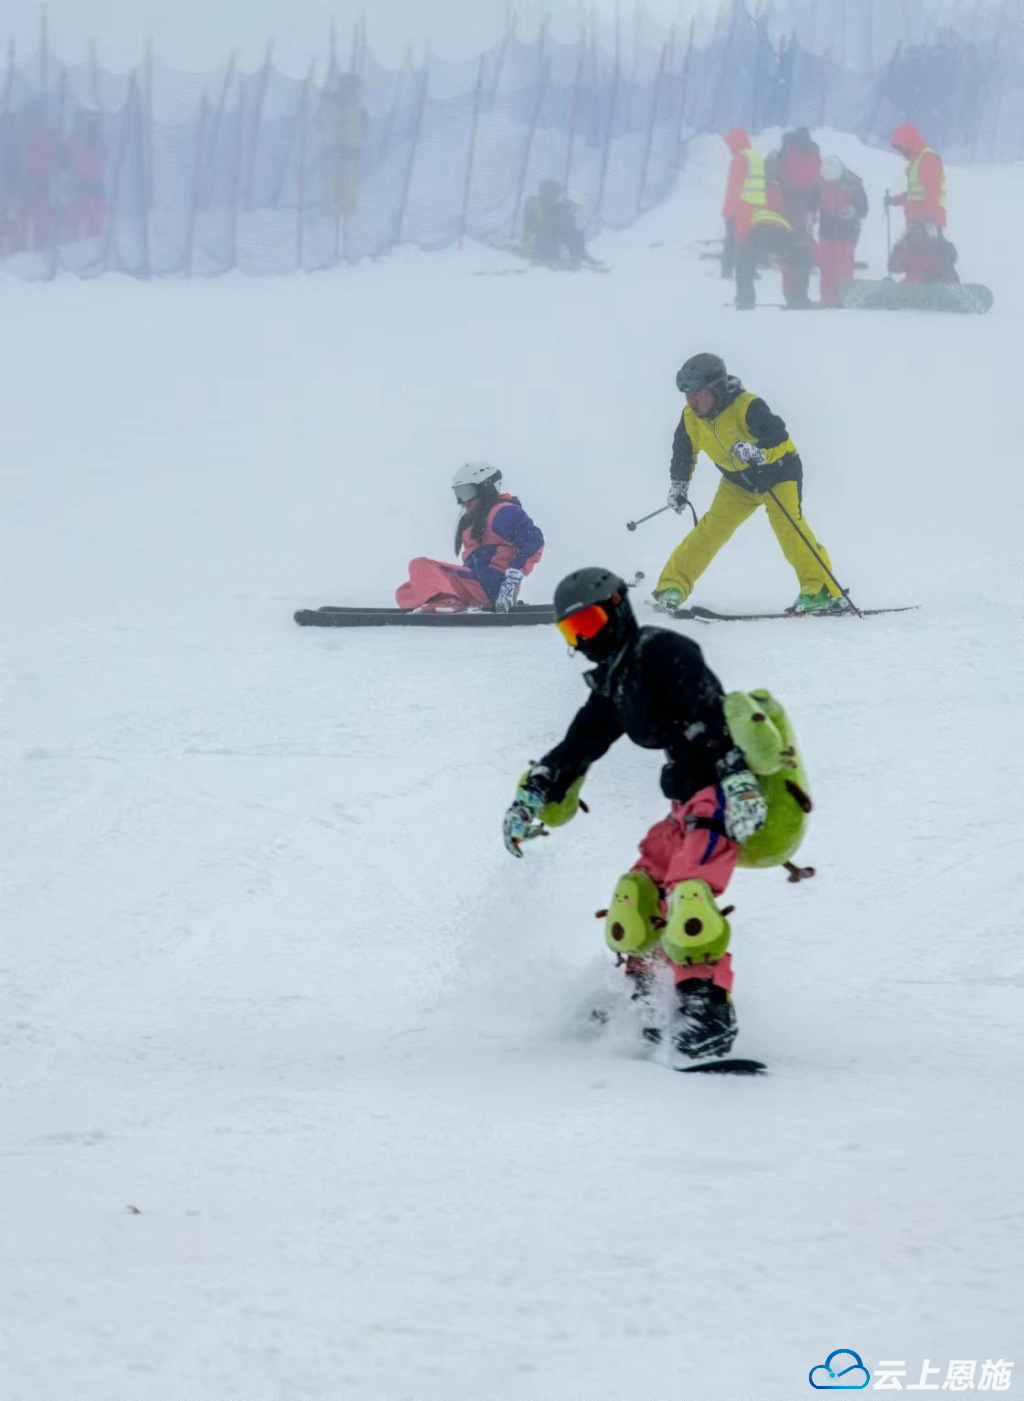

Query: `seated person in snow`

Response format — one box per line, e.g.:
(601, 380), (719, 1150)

(888, 219), (959, 285)
(522, 180), (589, 268)
(395, 462), (545, 613)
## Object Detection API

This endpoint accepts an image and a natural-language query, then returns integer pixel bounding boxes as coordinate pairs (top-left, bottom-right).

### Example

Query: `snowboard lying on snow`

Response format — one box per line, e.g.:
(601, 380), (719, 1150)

(838, 278), (993, 313)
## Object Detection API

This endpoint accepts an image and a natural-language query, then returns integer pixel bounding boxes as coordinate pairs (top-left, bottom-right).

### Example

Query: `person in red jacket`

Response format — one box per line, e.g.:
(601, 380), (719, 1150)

(888, 220), (959, 285)
(885, 124), (952, 286)
(720, 129), (765, 277)
(63, 109), (106, 241)
(777, 127), (821, 235)
(886, 123), (947, 229)
(817, 156), (868, 307)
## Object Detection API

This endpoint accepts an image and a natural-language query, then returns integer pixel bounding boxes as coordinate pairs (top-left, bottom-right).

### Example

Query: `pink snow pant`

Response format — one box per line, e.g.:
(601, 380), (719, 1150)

(818, 237), (855, 308)
(630, 784), (738, 992)
(395, 557), (491, 611)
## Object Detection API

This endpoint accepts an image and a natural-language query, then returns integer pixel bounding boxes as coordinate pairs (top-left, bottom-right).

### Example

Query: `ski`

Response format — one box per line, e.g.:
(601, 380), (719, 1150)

(675, 1057), (767, 1076)
(670, 604), (919, 624)
(313, 602), (553, 616)
(295, 606), (555, 628)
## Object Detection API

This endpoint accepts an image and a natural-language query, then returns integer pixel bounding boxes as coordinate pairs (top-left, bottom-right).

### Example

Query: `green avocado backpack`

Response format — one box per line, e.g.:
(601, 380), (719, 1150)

(723, 690), (812, 873)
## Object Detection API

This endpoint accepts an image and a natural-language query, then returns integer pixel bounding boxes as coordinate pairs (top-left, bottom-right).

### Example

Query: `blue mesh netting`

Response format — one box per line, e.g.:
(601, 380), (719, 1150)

(0, 0), (1021, 280)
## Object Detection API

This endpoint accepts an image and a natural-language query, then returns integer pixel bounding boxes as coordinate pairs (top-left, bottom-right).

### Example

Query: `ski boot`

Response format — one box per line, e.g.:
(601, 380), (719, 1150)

(671, 979), (738, 1062)
(651, 587), (686, 613)
(623, 956), (665, 1046)
(785, 587), (835, 615)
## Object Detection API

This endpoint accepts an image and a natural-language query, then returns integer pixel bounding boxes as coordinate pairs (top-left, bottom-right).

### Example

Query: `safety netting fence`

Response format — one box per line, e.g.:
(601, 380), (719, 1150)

(1, 0), (1021, 280)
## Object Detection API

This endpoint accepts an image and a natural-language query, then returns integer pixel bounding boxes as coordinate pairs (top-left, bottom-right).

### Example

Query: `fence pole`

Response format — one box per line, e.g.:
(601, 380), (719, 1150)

(636, 39), (667, 215)
(244, 41), (273, 210)
(2, 41), (14, 114)
(184, 93), (209, 277)
(562, 27), (586, 189)
(101, 81), (134, 274)
(458, 53), (487, 248)
(228, 85), (246, 271)
(394, 59), (429, 245)
(510, 31), (550, 241)
(593, 25), (621, 229)
(673, 18), (695, 171)
(130, 78), (151, 277)
(295, 65), (313, 270)
(205, 50), (237, 192)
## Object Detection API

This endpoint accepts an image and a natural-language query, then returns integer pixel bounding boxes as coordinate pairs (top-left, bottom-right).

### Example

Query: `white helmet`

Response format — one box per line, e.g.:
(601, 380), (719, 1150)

(452, 461), (501, 504)
(821, 155), (846, 182)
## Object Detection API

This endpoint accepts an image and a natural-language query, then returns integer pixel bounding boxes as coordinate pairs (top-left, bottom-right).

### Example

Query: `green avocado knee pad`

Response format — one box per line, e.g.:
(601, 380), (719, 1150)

(661, 879), (731, 966)
(604, 872), (663, 956)
(724, 689), (812, 870)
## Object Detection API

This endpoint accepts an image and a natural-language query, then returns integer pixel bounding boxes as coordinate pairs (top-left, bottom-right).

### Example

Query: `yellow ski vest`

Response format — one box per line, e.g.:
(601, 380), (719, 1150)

(740, 151), (766, 206)
(907, 148), (947, 210)
(750, 206), (792, 232)
(684, 391), (797, 487)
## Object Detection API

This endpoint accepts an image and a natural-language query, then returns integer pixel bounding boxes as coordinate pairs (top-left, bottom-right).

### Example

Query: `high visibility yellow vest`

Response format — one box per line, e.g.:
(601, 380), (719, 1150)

(751, 206), (792, 232)
(907, 148), (947, 210)
(739, 151), (766, 207)
(683, 391), (797, 486)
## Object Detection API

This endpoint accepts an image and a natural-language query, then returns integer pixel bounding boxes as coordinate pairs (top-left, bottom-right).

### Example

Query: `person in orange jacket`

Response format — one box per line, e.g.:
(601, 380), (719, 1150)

(885, 123), (947, 229)
(885, 123), (951, 287)
(720, 129), (765, 276)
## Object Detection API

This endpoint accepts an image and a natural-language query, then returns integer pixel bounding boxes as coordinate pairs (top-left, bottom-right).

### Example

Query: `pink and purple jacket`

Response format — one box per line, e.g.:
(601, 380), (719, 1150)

(458, 494), (545, 603)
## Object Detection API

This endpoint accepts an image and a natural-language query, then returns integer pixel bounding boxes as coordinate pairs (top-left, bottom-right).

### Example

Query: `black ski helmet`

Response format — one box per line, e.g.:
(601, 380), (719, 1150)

(553, 567), (636, 661)
(676, 352), (727, 395)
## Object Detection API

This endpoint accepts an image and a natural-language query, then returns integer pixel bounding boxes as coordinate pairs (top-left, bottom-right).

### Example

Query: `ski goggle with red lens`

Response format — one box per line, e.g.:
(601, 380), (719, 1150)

(556, 603), (610, 646)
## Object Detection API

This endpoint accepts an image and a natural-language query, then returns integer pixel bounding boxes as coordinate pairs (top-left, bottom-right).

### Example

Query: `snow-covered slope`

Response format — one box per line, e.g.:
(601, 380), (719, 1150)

(2, 134), (1023, 1399)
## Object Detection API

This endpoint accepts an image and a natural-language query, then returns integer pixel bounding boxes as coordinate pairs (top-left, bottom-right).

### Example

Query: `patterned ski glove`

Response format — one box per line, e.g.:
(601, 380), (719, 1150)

(730, 441), (766, 467)
(495, 568), (524, 614)
(503, 787), (546, 857)
(720, 770), (768, 844)
(667, 480), (690, 513)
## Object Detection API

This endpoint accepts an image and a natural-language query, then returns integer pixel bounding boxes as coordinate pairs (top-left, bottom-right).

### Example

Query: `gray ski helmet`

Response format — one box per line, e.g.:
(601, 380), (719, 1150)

(554, 567), (630, 623)
(676, 352), (727, 395)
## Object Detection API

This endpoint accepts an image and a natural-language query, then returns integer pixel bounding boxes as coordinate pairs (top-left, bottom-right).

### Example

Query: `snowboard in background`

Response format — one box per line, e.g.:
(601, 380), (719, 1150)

(838, 278), (993, 313)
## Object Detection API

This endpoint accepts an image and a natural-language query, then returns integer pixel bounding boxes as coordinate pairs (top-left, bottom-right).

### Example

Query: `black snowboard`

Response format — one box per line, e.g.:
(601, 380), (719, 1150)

(838, 278), (993, 313)
(675, 1057), (767, 1075)
(295, 605), (554, 628)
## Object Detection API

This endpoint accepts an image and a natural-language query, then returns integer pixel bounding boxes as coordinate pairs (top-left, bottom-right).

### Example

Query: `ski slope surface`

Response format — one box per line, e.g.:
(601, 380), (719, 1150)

(2, 133), (1023, 1399)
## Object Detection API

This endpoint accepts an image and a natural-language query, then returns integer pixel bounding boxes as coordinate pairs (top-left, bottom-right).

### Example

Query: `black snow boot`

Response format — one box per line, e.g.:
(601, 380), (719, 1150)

(624, 956), (664, 1045)
(671, 979), (738, 1062)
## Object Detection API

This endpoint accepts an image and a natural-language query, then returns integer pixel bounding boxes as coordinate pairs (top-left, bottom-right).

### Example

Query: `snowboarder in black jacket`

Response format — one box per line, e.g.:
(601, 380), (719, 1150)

(502, 568), (767, 1063)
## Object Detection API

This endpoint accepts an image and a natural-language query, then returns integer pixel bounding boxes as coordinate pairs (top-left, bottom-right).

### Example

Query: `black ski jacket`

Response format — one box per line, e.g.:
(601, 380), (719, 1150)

(529, 625), (743, 806)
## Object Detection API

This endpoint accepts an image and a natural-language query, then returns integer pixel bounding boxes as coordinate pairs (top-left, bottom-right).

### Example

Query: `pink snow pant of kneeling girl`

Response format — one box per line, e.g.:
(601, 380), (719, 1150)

(395, 557), (491, 611)
(630, 784), (738, 992)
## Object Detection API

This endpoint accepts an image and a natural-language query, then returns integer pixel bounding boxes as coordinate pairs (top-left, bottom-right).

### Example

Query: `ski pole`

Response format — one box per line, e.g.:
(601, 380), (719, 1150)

(765, 486), (864, 618)
(626, 505), (670, 531)
(626, 502), (698, 531)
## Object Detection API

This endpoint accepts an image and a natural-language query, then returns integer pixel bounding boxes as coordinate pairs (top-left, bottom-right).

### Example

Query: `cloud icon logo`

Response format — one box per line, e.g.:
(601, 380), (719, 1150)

(809, 1350), (871, 1389)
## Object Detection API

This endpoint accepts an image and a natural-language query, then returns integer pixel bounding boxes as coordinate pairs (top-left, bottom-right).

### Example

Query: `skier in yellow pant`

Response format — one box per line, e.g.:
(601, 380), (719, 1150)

(653, 353), (847, 615)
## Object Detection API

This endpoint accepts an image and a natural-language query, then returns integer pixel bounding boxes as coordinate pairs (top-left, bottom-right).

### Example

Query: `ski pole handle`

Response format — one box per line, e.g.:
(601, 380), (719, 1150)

(626, 505), (671, 531)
